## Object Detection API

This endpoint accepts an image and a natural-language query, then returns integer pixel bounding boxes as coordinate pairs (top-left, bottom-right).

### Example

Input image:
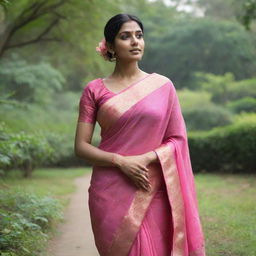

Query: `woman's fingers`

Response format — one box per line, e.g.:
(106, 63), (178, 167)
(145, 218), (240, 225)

(140, 164), (149, 173)
(134, 172), (149, 185)
(134, 174), (151, 191)
(140, 181), (151, 191)
(122, 163), (151, 191)
(135, 176), (151, 191)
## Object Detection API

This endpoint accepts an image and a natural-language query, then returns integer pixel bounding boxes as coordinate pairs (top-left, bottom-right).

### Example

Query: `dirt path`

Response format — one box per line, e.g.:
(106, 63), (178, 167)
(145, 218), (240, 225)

(46, 172), (99, 256)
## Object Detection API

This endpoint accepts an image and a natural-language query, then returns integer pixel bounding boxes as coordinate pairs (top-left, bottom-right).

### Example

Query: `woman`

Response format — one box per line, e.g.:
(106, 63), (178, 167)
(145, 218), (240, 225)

(74, 13), (206, 256)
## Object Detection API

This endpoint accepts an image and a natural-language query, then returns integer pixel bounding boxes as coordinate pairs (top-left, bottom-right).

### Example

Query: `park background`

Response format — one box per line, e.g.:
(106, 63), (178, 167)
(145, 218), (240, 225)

(0, 0), (256, 255)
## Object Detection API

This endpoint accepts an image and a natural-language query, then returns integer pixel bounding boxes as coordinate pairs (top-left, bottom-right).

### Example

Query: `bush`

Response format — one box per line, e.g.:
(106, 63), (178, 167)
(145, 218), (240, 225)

(0, 53), (65, 105)
(177, 89), (212, 110)
(44, 132), (87, 167)
(194, 72), (256, 104)
(0, 189), (63, 256)
(227, 97), (256, 113)
(183, 104), (233, 131)
(189, 116), (256, 173)
(0, 123), (54, 177)
(0, 121), (91, 172)
(228, 78), (256, 101)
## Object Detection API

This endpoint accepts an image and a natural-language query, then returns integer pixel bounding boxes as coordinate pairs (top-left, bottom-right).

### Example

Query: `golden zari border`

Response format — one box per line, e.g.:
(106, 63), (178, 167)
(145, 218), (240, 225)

(189, 246), (206, 256)
(97, 73), (170, 133)
(154, 142), (187, 256)
(106, 163), (164, 256)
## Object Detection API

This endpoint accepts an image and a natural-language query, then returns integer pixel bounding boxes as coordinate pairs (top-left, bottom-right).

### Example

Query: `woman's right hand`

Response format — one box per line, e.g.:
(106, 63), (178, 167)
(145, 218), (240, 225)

(113, 154), (151, 192)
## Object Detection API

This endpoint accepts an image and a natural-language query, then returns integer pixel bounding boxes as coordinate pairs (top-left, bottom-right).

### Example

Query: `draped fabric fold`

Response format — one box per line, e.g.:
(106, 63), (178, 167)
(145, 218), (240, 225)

(78, 73), (206, 256)
(153, 82), (205, 255)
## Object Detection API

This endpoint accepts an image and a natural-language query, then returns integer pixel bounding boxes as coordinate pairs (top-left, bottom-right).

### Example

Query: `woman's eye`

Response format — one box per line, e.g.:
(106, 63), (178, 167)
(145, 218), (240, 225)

(121, 35), (128, 40)
(121, 34), (143, 40)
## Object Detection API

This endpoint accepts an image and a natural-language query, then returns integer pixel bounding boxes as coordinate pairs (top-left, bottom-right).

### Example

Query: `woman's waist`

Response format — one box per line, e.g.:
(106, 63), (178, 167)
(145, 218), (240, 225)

(91, 163), (165, 188)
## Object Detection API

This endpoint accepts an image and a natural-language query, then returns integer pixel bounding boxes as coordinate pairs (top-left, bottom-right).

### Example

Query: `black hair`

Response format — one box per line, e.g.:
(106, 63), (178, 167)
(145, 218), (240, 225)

(103, 13), (144, 61)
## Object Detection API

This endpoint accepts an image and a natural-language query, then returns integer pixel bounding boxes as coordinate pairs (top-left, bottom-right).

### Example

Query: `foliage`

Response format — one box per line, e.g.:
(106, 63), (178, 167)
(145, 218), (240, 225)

(195, 0), (241, 20)
(0, 123), (54, 177)
(183, 104), (233, 131)
(43, 132), (88, 167)
(0, 188), (63, 256)
(227, 97), (256, 113)
(188, 114), (256, 173)
(0, 53), (65, 104)
(169, 0), (256, 30)
(194, 72), (256, 103)
(0, 0), (124, 90)
(238, 0), (256, 30)
(177, 89), (212, 110)
(142, 18), (256, 89)
(0, 88), (99, 169)
(193, 72), (235, 103)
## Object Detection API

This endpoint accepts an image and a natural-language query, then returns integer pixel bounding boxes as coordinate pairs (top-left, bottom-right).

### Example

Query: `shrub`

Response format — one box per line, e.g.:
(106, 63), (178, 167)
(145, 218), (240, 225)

(227, 97), (256, 113)
(0, 53), (65, 105)
(183, 104), (233, 131)
(177, 89), (212, 110)
(189, 116), (256, 173)
(0, 189), (63, 256)
(194, 72), (256, 104)
(43, 132), (87, 167)
(0, 123), (54, 177)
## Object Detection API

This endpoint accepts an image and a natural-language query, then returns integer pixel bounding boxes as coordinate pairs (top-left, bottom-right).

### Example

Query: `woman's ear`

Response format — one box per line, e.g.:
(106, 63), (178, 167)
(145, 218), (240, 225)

(106, 42), (114, 54)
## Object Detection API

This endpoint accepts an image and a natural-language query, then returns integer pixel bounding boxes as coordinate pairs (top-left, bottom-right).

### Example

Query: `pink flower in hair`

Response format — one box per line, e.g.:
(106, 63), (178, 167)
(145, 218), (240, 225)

(96, 38), (109, 60)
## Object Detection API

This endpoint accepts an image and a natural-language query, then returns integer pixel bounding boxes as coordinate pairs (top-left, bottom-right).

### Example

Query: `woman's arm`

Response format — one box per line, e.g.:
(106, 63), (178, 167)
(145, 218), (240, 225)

(141, 151), (159, 164)
(74, 122), (121, 167)
(75, 122), (155, 191)
(75, 122), (159, 166)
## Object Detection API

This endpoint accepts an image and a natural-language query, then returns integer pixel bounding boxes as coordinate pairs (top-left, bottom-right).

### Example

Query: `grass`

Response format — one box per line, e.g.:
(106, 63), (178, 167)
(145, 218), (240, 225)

(1, 169), (255, 256)
(0, 167), (90, 207)
(195, 173), (256, 256)
(0, 167), (91, 256)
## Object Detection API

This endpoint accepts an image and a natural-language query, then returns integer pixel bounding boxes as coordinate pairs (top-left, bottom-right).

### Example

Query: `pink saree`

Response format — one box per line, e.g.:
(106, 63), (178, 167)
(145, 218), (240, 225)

(78, 72), (206, 256)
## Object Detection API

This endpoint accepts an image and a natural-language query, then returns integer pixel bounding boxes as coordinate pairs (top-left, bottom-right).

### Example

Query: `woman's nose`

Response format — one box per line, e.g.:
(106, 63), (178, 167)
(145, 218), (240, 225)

(131, 35), (139, 45)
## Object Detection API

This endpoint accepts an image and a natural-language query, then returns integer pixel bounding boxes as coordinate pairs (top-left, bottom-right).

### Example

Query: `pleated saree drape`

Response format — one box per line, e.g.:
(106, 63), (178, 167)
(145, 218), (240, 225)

(78, 73), (206, 256)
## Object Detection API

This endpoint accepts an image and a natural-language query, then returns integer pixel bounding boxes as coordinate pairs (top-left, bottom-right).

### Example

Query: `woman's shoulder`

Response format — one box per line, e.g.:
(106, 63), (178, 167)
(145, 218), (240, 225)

(82, 78), (102, 91)
(153, 72), (174, 86)
(81, 77), (114, 106)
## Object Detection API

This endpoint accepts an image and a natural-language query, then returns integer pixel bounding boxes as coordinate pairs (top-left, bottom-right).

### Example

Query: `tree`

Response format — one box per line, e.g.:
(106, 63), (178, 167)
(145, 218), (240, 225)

(163, 0), (256, 30)
(0, 53), (65, 104)
(0, 0), (72, 57)
(141, 18), (256, 89)
(238, 0), (256, 30)
(0, 0), (123, 90)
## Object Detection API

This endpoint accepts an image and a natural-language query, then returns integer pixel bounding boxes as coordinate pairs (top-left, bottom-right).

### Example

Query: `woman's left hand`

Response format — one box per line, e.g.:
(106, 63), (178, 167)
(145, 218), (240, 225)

(115, 153), (154, 191)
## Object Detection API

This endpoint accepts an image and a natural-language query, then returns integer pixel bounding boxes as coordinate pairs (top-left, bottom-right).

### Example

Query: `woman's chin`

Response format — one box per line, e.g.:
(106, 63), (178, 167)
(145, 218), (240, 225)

(126, 55), (143, 61)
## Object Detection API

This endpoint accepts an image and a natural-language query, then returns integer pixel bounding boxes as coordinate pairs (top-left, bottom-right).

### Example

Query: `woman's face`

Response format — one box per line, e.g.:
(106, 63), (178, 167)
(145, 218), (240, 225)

(111, 20), (145, 62)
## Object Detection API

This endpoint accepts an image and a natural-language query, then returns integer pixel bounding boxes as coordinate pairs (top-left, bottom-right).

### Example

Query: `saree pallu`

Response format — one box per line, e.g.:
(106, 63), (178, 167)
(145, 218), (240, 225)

(79, 73), (206, 256)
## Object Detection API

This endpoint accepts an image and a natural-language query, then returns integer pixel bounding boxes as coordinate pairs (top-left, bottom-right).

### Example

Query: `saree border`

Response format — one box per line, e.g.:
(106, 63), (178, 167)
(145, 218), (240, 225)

(106, 185), (157, 256)
(154, 142), (187, 256)
(97, 73), (170, 134)
(106, 141), (187, 256)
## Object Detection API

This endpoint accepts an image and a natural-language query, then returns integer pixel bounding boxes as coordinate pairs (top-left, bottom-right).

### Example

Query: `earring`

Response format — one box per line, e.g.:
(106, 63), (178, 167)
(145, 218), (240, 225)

(110, 51), (116, 61)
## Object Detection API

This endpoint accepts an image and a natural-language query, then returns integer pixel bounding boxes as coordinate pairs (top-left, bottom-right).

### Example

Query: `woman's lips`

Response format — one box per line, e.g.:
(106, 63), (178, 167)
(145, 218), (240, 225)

(130, 49), (141, 53)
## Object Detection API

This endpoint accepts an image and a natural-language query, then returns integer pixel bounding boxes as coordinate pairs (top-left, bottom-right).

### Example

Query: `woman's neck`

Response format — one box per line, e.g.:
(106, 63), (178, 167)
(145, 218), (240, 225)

(111, 60), (144, 79)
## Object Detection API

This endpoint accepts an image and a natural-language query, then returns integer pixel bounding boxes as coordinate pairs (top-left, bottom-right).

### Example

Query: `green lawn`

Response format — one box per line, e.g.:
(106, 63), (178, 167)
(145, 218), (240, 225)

(0, 168), (90, 207)
(195, 173), (256, 256)
(1, 169), (255, 256)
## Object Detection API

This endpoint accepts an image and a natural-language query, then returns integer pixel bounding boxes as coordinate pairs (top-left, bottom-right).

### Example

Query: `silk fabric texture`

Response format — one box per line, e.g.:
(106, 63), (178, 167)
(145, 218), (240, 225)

(78, 73), (206, 256)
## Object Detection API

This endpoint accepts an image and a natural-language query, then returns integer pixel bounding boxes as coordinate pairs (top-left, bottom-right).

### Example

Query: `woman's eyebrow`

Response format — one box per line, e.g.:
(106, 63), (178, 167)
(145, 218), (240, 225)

(119, 30), (142, 34)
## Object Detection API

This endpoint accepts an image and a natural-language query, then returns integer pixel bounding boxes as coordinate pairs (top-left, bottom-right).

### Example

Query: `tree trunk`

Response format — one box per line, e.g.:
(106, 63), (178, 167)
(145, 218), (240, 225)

(22, 160), (34, 178)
